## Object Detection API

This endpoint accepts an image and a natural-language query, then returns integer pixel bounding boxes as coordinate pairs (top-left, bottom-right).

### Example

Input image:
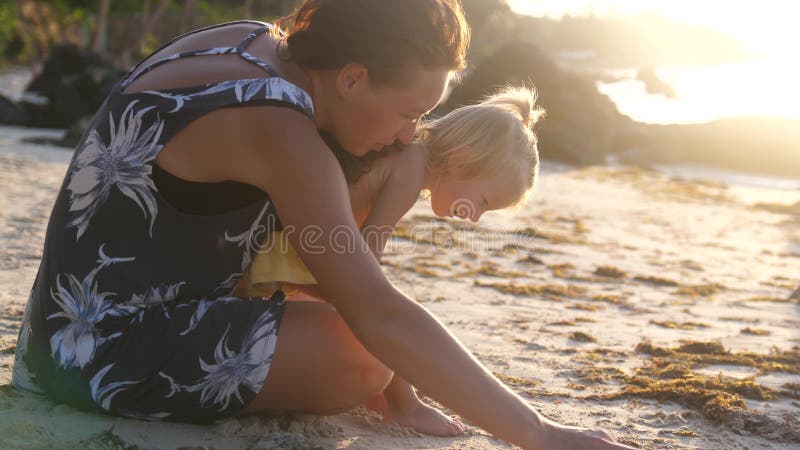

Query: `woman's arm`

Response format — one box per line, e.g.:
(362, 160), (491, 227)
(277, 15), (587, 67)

(286, 147), (423, 299)
(219, 106), (626, 450)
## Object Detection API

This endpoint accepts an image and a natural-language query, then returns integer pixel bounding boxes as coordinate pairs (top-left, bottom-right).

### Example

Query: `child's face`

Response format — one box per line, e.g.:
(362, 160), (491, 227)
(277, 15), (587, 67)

(429, 170), (527, 222)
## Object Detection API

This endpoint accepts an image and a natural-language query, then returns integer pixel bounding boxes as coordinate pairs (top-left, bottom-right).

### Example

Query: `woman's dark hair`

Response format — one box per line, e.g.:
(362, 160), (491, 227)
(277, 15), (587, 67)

(273, 0), (470, 85)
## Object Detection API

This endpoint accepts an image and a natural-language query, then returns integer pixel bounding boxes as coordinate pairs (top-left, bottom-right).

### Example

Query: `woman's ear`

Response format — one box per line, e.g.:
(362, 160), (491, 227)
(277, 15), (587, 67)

(336, 63), (369, 98)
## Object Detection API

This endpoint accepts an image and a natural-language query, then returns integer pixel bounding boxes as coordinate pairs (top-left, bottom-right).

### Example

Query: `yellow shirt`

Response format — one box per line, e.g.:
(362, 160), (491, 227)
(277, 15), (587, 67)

(249, 231), (317, 285)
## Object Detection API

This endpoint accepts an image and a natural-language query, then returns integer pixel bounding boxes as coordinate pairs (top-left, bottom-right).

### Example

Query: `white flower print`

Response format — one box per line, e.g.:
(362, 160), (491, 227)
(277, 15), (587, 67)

(128, 282), (185, 308)
(123, 281), (186, 323)
(90, 363), (140, 411)
(66, 100), (164, 240)
(215, 201), (271, 293)
(160, 306), (282, 410)
(144, 77), (314, 115)
(176, 297), (238, 336)
(47, 244), (137, 369)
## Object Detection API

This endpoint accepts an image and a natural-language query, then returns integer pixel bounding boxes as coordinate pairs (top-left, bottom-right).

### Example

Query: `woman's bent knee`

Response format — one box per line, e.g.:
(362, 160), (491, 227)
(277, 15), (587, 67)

(243, 300), (394, 414)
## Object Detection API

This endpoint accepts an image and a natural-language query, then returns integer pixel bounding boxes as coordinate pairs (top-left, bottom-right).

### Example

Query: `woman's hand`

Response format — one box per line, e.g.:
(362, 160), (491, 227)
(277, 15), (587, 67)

(531, 418), (636, 450)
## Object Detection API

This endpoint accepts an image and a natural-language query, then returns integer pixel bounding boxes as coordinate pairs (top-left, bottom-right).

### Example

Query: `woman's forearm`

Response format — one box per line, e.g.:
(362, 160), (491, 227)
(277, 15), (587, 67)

(349, 290), (545, 449)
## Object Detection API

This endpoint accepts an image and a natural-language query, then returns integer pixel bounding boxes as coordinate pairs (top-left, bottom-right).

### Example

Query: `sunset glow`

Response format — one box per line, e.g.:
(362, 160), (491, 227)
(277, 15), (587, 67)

(508, 0), (800, 122)
(507, 0), (800, 57)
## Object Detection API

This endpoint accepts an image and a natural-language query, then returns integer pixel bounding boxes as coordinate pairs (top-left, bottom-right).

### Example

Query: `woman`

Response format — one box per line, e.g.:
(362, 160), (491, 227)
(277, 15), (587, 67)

(13, 1), (631, 448)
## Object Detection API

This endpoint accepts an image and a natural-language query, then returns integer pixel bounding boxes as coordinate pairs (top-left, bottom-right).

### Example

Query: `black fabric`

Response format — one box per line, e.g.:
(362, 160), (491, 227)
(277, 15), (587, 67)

(151, 164), (267, 216)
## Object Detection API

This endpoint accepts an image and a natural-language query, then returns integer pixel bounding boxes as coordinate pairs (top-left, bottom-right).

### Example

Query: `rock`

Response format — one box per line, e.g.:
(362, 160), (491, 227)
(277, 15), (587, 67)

(442, 42), (637, 165)
(0, 94), (30, 125)
(16, 44), (124, 128)
(790, 284), (800, 301)
(636, 66), (676, 98)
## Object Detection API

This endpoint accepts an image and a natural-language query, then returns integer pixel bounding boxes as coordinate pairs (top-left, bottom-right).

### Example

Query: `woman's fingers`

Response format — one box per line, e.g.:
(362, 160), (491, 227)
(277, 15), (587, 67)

(543, 423), (636, 450)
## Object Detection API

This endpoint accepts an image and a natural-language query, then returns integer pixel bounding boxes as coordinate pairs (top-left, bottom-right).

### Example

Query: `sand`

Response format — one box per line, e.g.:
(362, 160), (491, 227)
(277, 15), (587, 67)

(1, 67), (799, 448)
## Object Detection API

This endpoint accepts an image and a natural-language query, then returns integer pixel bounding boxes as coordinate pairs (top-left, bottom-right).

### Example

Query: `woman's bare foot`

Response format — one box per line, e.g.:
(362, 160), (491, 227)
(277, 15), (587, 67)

(362, 392), (464, 436)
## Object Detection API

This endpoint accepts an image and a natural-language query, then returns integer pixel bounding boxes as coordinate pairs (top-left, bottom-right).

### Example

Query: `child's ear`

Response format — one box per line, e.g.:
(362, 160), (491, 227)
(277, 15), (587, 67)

(336, 63), (369, 98)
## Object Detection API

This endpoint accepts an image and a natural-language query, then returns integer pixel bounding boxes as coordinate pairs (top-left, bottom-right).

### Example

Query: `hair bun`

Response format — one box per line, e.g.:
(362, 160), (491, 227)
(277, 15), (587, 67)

(482, 85), (545, 130)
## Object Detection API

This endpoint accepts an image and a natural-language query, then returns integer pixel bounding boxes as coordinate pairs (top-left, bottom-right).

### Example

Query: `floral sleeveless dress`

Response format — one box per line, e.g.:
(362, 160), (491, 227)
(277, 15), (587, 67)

(12, 20), (314, 422)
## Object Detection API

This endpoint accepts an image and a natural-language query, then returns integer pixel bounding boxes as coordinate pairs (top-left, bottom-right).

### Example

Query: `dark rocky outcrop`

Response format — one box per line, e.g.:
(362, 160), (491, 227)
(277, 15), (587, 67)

(0, 94), (30, 125)
(442, 42), (638, 165)
(11, 44), (123, 128)
(636, 66), (676, 98)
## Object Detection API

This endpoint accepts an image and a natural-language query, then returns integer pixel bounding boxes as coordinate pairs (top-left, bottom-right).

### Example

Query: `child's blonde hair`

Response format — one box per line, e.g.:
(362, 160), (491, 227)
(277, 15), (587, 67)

(418, 85), (545, 208)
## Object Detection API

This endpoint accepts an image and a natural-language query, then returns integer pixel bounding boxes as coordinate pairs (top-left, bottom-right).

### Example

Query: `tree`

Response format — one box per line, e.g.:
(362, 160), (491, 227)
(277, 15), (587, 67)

(180, 0), (197, 33)
(90, 0), (111, 54)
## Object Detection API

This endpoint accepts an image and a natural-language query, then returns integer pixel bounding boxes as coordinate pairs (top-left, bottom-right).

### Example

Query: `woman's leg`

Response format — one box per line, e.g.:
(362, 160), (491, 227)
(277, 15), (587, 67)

(242, 300), (394, 415)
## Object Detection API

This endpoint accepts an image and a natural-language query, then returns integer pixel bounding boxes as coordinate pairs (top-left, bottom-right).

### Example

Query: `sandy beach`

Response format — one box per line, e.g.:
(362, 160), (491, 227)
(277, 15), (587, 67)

(1, 118), (798, 449)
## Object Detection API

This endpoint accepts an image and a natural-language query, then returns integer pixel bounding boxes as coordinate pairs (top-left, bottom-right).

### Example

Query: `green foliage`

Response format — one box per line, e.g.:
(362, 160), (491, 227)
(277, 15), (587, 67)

(0, 3), (17, 49)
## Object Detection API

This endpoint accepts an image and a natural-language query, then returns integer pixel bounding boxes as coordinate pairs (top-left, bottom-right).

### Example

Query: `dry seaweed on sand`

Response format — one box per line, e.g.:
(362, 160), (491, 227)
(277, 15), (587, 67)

(549, 264), (608, 283)
(548, 262), (576, 277)
(649, 320), (710, 330)
(672, 429), (699, 437)
(535, 229), (584, 244)
(402, 265), (443, 278)
(752, 200), (800, 215)
(460, 263), (526, 278)
(548, 320), (577, 326)
(569, 331), (597, 343)
(674, 284), (721, 297)
(517, 254), (544, 265)
(573, 218), (589, 234)
(570, 365), (627, 384)
(492, 372), (540, 389)
(740, 327), (771, 336)
(594, 265), (627, 278)
(473, 280), (587, 299)
(590, 374), (767, 423)
(591, 293), (628, 304)
(634, 341), (800, 375)
(0, 344), (16, 354)
(574, 316), (596, 323)
(579, 347), (791, 425)
(634, 275), (680, 287)
(568, 302), (604, 311)
(740, 295), (793, 303)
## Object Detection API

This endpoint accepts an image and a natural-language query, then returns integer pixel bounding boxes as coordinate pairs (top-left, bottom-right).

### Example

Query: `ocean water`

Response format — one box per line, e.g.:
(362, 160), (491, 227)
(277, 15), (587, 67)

(649, 162), (800, 206)
(597, 57), (800, 124)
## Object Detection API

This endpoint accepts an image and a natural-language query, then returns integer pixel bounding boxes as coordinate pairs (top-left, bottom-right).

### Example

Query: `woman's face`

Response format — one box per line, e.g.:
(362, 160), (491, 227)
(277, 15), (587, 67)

(331, 65), (450, 156)
(429, 169), (527, 222)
